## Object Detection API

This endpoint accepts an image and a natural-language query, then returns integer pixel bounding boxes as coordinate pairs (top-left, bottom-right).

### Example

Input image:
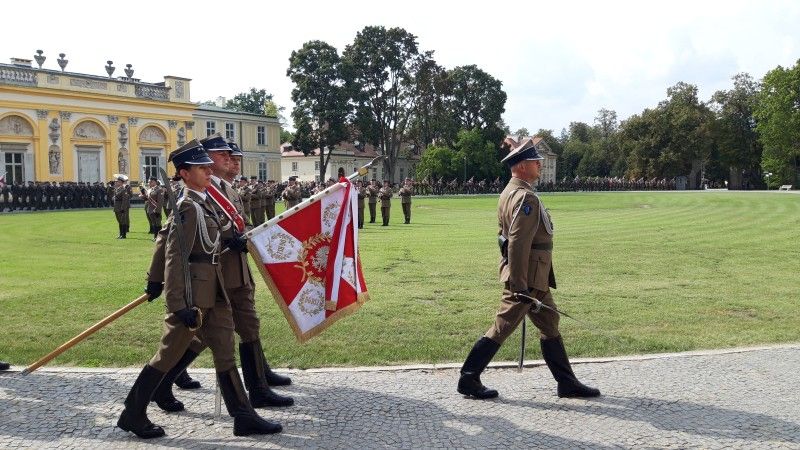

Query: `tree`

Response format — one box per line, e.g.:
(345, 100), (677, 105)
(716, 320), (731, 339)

(416, 145), (459, 180)
(710, 73), (763, 188)
(280, 130), (294, 145)
(454, 128), (502, 181)
(407, 56), (450, 151)
(445, 65), (507, 136)
(287, 40), (349, 182)
(754, 59), (800, 187)
(343, 26), (423, 182)
(225, 88), (276, 116)
(513, 127), (530, 137)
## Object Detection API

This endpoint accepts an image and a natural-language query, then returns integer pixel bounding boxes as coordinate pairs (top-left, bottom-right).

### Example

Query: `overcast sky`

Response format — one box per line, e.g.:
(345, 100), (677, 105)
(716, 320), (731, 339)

(3, 0), (799, 134)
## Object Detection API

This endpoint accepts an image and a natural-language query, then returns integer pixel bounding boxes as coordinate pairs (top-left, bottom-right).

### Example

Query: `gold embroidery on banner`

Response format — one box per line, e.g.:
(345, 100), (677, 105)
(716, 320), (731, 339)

(322, 201), (340, 229)
(268, 230), (294, 261)
(294, 232), (332, 283)
(297, 284), (325, 317)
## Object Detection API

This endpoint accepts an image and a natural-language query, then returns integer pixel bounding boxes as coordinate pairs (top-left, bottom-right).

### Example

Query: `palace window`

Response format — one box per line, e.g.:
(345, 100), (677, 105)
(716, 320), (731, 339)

(258, 161), (267, 181)
(314, 161), (320, 171)
(206, 121), (215, 136)
(4, 152), (24, 184)
(292, 161), (298, 172)
(142, 154), (161, 181)
(225, 123), (235, 140)
(257, 126), (266, 146)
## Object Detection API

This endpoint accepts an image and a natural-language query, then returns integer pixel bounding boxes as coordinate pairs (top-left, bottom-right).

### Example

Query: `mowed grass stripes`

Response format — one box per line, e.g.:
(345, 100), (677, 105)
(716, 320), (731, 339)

(0, 191), (797, 369)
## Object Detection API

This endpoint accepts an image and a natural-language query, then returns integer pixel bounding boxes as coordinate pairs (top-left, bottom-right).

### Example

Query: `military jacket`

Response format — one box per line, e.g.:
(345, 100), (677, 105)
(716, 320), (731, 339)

(113, 186), (131, 212)
(379, 186), (393, 207)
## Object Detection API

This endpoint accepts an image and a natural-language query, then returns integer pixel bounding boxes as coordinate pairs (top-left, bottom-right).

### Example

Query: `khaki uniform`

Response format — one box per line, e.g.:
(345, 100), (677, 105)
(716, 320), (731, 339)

(145, 185), (165, 231)
(356, 186), (366, 229)
(113, 185), (131, 227)
(378, 186), (392, 226)
(282, 184), (301, 209)
(250, 184), (266, 226)
(147, 190), (236, 373)
(367, 185), (379, 223)
(398, 185), (413, 224)
(485, 177), (559, 343)
(264, 184), (276, 220)
(239, 184), (252, 223)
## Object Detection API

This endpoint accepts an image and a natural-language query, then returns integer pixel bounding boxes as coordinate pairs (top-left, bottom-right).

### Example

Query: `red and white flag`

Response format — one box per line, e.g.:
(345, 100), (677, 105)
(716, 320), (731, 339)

(247, 178), (369, 342)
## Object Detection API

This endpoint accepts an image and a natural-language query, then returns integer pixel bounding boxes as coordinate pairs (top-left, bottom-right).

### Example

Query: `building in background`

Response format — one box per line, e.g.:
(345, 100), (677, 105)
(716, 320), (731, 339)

(193, 99), (281, 181)
(0, 52), (195, 184)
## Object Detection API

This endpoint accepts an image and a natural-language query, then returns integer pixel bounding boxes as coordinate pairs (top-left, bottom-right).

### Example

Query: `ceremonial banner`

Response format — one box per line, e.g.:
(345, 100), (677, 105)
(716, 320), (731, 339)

(247, 179), (369, 342)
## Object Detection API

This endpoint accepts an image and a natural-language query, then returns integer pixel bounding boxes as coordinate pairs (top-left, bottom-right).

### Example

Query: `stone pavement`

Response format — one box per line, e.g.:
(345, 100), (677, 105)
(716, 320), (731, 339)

(1, 345), (799, 449)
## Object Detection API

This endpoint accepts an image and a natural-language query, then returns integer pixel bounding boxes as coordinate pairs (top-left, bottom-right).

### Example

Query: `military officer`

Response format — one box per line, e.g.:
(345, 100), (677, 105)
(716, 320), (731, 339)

(146, 135), (292, 415)
(142, 177), (165, 241)
(378, 180), (393, 226)
(367, 179), (379, 223)
(250, 179), (266, 226)
(282, 176), (301, 209)
(118, 140), (281, 439)
(457, 142), (600, 400)
(398, 177), (413, 224)
(113, 175), (131, 239)
(238, 176), (252, 223)
(264, 180), (277, 220)
(356, 180), (366, 229)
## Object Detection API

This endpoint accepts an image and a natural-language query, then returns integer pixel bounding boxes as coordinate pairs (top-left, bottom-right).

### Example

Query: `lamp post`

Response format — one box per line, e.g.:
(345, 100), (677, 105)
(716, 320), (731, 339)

(764, 172), (773, 190)
(463, 155), (467, 182)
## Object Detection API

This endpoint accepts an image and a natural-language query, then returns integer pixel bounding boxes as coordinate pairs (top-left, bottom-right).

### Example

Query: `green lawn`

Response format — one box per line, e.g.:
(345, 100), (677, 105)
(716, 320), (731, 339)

(0, 191), (798, 369)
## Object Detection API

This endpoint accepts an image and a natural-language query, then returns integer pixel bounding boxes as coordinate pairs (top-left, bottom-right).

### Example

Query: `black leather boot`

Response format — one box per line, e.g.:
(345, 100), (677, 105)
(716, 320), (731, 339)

(218, 367), (282, 436)
(240, 340), (294, 407)
(540, 335), (600, 398)
(457, 337), (500, 399)
(117, 224), (125, 239)
(152, 349), (199, 412)
(174, 369), (201, 389)
(0, 361), (9, 371)
(117, 365), (166, 439)
(263, 359), (292, 386)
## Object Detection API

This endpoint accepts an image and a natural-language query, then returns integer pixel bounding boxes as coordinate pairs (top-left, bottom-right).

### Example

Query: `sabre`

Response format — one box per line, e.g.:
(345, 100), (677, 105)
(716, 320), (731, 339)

(22, 294), (149, 375)
(513, 292), (626, 345)
(518, 318), (526, 372)
(158, 168), (202, 331)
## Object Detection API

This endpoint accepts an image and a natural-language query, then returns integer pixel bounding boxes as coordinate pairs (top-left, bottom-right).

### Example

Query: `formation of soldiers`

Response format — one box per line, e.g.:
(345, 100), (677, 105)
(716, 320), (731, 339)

(412, 175), (679, 195)
(0, 181), (114, 212)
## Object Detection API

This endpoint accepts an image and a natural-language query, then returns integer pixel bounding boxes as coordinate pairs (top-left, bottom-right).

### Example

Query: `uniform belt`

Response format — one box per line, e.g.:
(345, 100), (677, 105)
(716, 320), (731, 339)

(531, 242), (553, 251)
(188, 253), (219, 265)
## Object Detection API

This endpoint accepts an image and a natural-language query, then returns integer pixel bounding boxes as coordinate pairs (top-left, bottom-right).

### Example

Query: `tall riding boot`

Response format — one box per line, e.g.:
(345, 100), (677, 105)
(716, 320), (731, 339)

(540, 335), (600, 398)
(218, 367), (282, 436)
(263, 359), (292, 386)
(175, 369), (201, 389)
(240, 340), (294, 407)
(457, 337), (501, 399)
(117, 365), (166, 439)
(151, 349), (199, 412)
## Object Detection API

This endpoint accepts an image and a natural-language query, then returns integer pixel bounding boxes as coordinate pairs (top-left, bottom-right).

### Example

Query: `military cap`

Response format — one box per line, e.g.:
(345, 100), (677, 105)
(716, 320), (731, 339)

(250, 176), (258, 180)
(148, 176), (158, 182)
(288, 176), (297, 181)
(226, 140), (244, 156)
(501, 141), (544, 166)
(113, 173), (129, 182)
(168, 139), (213, 168)
(199, 133), (232, 152)
(240, 176), (248, 181)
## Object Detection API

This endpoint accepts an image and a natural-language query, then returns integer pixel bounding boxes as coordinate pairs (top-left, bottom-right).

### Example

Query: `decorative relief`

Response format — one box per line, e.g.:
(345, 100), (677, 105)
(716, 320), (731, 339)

(118, 124), (129, 147)
(167, 120), (178, 129)
(175, 81), (184, 99)
(134, 85), (169, 101)
(48, 118), (60, 145)
(72, 121), (106, 139)
(107, 115), (119, 124)
(128, 117), (138, 126)
(185, 121), (194, 130)
(48, 145), (61, 175)
(0, 115), (34, 136)
(177, 127), (186, 146)
(116, 84), (128, 93)
(36, 110), (49, 120)
(140, 126), (167, 143)
(69, 78), (108, 90)
(47, 74), (59, 84)
(59, 111), (72, 121)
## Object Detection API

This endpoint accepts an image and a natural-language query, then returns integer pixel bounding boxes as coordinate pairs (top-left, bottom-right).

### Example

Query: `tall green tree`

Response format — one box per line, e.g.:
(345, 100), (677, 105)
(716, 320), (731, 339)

(444, 65), (507, 146)
(225, 88), (276, 116)
(343, 26), (423, 181)
(407, 56), (450, 151)
(287, 40), (349, 182)
(454, 128), (502, 181)
(416, 145), (459, 180)
(710, 73), (763, 188)
(754, 59), (800, 187)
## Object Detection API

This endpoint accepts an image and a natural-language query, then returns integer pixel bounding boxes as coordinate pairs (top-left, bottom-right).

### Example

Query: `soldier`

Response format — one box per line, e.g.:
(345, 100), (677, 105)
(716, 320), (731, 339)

(378, 180), (392, 226)
(264, 180), (277, 220)
(118, 140), (281, 439)
(250, 179), (266, 227)
(112, 175), (131, 239)
(356, 180), (366, 229)
(367, 179), (379, 223)
(238, 176), (252, 223)
(281, 176), (301, 209)
(142, 177), (165, 241)
(146, 135), (292, 416)
(398, 177), (413, 224)
(457, 143), (600, 400)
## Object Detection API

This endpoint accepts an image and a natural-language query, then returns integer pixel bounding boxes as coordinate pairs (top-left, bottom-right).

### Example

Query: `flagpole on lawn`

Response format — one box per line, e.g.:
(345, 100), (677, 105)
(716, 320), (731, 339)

(244, 156), (383, 239)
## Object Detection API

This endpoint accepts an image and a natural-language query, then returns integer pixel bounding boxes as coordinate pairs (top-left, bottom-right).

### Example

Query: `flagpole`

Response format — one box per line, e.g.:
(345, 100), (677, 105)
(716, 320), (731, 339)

(244, 156), (383, 239)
